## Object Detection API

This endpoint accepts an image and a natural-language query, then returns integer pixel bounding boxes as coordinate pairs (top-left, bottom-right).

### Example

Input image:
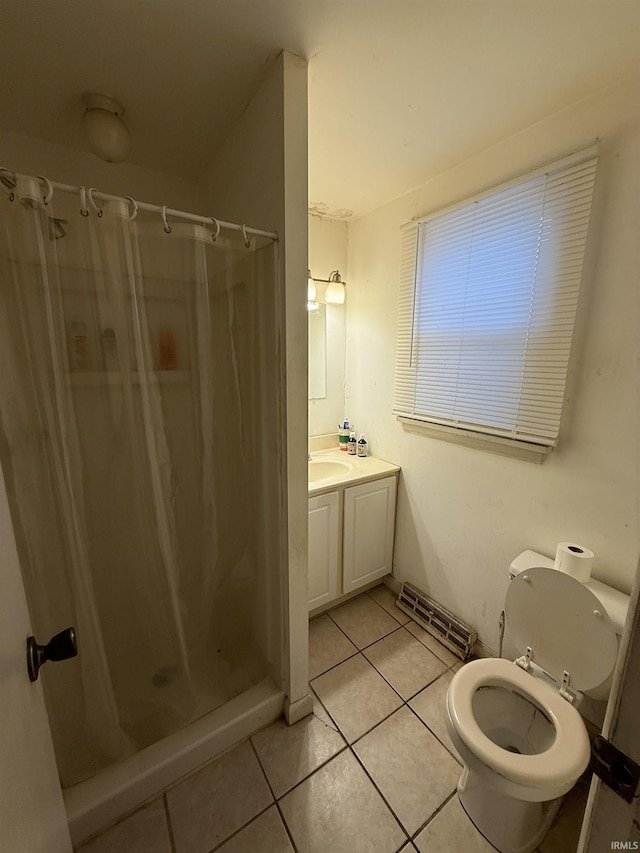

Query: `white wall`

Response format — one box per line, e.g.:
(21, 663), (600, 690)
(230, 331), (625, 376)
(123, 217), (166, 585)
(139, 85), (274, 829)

(201, 51), (310, 719)
(0, 130), (201, 212)
(346, 76), (640, 650)
(308, 214), (348, 436)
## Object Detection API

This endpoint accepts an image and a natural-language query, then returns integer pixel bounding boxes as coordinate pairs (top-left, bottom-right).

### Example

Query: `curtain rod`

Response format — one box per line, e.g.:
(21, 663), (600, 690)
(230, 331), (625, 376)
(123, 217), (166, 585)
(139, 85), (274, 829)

(0, 168), (279, 242)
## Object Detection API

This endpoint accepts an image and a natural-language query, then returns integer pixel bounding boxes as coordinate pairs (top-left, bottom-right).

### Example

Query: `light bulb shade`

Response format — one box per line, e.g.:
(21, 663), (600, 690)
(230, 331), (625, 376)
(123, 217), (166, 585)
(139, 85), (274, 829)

(82, 93), (130, 163)
(307, 275), (317, 302)
(325, 280), (346, 304)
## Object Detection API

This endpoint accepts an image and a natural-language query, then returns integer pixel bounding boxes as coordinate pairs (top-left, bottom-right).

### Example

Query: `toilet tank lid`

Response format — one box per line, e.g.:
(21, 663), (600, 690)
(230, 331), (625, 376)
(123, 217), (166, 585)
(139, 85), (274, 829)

(509, 549), (555, 577)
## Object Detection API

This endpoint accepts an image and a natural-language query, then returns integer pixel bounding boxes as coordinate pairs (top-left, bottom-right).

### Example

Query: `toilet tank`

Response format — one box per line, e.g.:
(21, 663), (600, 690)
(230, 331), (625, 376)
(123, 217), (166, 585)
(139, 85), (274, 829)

(509, 549), (630, 637)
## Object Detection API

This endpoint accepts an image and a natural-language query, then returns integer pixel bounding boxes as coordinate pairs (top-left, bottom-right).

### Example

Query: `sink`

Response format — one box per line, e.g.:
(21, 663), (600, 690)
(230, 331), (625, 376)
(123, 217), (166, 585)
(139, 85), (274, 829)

(308, 459), (352, 483)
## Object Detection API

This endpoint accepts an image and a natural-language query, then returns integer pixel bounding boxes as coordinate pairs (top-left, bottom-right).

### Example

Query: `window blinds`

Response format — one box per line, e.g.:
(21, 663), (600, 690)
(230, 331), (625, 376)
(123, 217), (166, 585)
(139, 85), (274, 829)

(394, 151), (598, 447)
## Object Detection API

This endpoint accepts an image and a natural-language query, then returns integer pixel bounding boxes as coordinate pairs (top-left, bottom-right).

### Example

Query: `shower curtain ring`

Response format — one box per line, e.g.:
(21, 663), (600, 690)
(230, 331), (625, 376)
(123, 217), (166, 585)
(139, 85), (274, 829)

(210, 217), (221, 242)
(161, 205), (172, 233)
(125, 196), (139, 221)
(241, 224), (250, 248)
(0, 167), (16, 201)
(38, 176), (53, 206)
(80, 186), (89, 217)
(88, 188), (103, 217)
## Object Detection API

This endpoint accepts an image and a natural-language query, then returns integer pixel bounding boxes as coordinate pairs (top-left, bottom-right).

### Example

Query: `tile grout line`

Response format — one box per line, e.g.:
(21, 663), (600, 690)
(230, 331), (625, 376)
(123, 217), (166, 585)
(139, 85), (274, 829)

(409, 789), (458, 844)
(205, 802), (275, 853)
(404, 700), (463, 766)
(248, 737), (300, 853)
(347, 735), (412, 847)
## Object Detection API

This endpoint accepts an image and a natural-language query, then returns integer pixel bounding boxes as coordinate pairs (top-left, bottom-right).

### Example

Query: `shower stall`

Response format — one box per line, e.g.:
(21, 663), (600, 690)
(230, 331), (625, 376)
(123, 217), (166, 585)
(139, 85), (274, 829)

(0, 173), (287, 842)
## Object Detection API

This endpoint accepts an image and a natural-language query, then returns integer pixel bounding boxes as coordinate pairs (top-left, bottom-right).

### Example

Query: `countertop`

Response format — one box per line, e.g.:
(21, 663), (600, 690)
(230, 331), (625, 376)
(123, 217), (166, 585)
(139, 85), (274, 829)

(308, 447), (400, 496)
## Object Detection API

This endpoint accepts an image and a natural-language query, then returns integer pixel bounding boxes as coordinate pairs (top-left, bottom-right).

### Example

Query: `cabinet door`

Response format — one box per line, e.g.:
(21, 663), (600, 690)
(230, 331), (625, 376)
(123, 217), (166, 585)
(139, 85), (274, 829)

(308, 491), (340, 610)
(343, 476), (397, 593)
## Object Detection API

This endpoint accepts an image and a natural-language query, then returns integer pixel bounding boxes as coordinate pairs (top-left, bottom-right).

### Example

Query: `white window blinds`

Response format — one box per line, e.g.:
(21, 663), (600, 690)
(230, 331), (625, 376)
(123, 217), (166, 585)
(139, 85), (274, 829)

(394, 150), (598, 447)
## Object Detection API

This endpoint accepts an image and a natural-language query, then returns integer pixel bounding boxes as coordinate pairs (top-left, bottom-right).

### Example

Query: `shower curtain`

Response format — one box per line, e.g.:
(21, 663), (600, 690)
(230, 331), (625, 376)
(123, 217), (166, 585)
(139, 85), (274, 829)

(0, 184), (278, 787)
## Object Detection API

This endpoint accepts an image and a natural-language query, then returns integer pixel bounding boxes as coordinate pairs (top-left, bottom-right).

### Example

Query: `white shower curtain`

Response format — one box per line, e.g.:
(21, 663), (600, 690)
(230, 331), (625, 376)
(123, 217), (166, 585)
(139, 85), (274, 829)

(0, 184), (277, 786)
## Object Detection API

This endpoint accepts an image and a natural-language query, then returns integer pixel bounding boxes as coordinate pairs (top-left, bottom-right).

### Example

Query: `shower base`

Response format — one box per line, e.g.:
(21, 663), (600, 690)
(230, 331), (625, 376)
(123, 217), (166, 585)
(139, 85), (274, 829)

(64, 678), (283, 848)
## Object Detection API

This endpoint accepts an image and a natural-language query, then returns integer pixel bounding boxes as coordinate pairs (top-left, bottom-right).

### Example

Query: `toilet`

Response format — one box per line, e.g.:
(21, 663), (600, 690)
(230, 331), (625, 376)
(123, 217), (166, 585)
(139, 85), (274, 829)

(445, 550), (630, 853)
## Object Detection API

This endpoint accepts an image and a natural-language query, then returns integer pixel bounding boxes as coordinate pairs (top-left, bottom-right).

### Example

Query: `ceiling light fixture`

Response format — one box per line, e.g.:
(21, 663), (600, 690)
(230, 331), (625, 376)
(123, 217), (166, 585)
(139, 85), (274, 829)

(82, 92), (130, 164)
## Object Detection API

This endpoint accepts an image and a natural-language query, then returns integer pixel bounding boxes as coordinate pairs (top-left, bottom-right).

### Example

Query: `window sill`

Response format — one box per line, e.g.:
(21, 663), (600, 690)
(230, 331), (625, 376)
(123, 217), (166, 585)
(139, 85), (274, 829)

(397, 417), (552, 464)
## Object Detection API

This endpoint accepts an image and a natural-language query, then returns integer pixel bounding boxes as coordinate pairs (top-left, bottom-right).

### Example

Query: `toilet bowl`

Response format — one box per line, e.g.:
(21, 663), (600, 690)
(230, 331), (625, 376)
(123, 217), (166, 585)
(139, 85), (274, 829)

(445, 556), (628, 853)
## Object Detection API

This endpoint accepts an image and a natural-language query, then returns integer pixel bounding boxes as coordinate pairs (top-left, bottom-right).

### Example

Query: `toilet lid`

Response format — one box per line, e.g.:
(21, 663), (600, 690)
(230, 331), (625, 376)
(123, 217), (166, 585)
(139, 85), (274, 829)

(506, 566), (618, 691)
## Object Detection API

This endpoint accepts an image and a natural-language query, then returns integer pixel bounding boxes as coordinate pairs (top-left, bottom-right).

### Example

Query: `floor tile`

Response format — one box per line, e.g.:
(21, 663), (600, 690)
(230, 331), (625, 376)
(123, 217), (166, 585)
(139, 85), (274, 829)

(252, 708), (346, 797)
(404, 621), (460, 667)
(367, 583), (411, 625)
(328, 594), (401, 649)
(166, 740), (272, 853)
(409, 670), (459, 758)
(279, 748), (406, 853)
(215, 806), (294, 853)
(310, 688), (340, 731)
(363, 627), (448, 700)
(311, 653), (403, 743)
(309, 613), (358, 679)
(354, 706), (460, 836)
(76, 798), (171, 853)
(414, 795), (496, 853)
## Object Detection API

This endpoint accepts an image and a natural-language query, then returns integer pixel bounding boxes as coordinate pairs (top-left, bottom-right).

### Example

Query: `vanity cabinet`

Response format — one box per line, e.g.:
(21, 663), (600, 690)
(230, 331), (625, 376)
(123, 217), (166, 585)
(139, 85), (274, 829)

(308, 474), (397, 610)
(308, 491), (340, 609)
(343, 475), (396, 593)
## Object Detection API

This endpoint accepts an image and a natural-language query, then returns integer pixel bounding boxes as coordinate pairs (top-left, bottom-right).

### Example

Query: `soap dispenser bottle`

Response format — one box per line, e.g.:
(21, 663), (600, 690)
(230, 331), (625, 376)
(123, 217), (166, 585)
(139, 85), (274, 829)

(347, 431), (357, 455)
(357, 434), (368, 457)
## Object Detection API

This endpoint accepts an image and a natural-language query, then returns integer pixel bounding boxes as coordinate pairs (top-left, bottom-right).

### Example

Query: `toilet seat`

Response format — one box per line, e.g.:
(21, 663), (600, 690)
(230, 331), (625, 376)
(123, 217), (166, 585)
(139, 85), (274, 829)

(446, 658), (590, 794)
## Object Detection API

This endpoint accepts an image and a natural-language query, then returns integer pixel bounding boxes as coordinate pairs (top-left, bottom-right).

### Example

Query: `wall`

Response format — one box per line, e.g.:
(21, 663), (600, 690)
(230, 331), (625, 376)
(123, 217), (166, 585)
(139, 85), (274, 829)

(346, 76), (640, 650)
(308, 214), (348, 436)
(0, 130), (201, 212)
(201, 51), (310, 720)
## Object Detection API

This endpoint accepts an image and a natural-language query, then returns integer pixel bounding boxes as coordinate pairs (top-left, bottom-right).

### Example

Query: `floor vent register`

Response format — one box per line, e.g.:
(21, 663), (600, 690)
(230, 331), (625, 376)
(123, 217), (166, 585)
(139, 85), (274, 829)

(396, 582), (477, 661)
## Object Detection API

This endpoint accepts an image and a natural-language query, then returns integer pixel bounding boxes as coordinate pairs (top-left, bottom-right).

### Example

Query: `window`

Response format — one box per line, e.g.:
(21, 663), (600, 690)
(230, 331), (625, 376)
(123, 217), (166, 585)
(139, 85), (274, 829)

(394, 147), (598, 456)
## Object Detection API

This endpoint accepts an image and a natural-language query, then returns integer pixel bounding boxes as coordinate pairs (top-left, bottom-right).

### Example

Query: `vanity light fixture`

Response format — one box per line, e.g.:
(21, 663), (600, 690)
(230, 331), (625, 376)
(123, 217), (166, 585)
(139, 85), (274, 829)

(307, 269), (347, 306)
(324, 270), (346, 304)
(307, 270), (317, 301)
(307, 270), (319, 310)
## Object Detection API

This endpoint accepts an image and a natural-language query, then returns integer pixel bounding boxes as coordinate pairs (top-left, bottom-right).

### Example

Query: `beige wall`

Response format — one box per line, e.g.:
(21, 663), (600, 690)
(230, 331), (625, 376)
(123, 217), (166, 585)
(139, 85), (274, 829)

(346, 76), (640, 650)
(202, 51), (310, 717)
(308, 214), (348, 436)
(0, 130), (202, 212)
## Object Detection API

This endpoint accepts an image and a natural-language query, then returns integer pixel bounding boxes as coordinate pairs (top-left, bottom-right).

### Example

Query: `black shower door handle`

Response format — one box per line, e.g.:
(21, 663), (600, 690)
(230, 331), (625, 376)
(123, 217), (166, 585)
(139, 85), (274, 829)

(27, 626), (78, 682)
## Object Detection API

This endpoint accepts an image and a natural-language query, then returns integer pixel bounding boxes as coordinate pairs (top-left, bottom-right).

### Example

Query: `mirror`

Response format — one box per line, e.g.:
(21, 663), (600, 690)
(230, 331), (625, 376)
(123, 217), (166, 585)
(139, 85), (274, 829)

(308, 303), (326, 399)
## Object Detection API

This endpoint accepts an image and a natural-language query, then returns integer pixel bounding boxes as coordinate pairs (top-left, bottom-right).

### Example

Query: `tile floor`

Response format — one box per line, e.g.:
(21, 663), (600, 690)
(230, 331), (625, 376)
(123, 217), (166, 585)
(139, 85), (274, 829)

(77, 584), (588, 853)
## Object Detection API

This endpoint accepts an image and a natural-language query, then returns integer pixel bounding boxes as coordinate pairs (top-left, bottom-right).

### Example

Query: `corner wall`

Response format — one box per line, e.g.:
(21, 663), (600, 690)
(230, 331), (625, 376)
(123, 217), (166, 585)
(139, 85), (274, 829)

(200, 51), (310, 718)
(346, 76), (640, 650)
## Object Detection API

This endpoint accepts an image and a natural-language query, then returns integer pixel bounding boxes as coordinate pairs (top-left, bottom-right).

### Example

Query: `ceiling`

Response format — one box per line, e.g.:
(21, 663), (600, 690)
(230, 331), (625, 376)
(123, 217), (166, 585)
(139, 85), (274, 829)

(1, 1), (638, 219)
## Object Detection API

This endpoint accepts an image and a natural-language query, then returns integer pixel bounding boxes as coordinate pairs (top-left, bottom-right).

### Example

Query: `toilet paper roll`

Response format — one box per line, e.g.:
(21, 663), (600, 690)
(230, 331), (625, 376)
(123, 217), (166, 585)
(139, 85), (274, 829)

(554, 542), (595, 583)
